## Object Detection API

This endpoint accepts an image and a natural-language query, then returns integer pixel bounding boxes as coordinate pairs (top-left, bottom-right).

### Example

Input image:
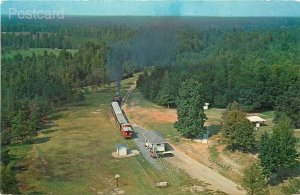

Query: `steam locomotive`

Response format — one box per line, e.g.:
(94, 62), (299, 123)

(111, 94), (133, 138)
(113, 93), (122, 106)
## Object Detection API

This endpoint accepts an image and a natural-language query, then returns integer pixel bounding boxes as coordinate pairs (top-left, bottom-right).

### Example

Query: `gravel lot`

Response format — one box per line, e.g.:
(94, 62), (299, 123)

(132, 125), (163, 170)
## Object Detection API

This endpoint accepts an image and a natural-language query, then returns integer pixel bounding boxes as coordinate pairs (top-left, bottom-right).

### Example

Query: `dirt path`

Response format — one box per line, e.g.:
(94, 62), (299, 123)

(165, 145), (246, 195)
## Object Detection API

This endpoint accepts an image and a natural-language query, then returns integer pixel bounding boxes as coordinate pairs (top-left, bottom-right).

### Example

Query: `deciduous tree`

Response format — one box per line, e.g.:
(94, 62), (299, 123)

(221, 101), (255, 151)
(259, 116), (298, 177)
(243, 163), (269, 195)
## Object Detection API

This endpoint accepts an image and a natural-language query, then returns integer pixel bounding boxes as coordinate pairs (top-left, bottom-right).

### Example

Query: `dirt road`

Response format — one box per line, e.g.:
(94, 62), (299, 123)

(165, 145), (246, 195)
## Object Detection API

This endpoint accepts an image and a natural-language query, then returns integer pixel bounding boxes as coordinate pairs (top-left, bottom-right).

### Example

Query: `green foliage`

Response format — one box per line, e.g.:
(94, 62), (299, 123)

(275, 91), (300, 128)
(73, 91), (85, 102)
(259, 116), (298, 177)
(0, 164), (20, 194)
(137, 67), (165, 101)
(234, 118), (256, 150)
(281, 178), (300, 194)
(258, 132), (273, 177)
(243, 163), (269, 195)
(12, 110), (28, 142)
(156, 72), (176, 107)
(0, 146), (10, 166)
(221, 102), (255, 151)
(27, 103), (41, 137)
(137, 25), (300, 127)
(174, 79), (207, 138)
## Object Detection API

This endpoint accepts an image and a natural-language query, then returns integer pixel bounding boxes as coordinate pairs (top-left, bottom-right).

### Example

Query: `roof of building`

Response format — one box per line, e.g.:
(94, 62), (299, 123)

(246, 116), (266, 123)
(144, 130), (166, 144)
(115, 143), (128, 150)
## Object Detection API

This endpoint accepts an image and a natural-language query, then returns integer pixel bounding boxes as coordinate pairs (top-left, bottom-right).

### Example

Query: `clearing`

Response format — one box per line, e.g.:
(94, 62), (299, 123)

(10, 75), (215, 194)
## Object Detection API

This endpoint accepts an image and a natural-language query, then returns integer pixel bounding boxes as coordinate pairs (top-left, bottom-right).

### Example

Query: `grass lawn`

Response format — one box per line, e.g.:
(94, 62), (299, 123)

(9, 75), (205, 194)
(2, 48), (78, 59)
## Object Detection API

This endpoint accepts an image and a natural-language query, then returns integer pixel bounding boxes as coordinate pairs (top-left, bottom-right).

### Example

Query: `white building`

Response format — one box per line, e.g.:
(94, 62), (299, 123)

(246, 116), (266, 128)
(115, 143), (128, 156)
(203, 102), (210, 110)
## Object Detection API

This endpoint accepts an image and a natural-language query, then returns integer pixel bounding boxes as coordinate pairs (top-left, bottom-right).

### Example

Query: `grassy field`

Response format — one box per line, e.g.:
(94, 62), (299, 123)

(10, 75), (207, 194)
(2, 48), (78, 58)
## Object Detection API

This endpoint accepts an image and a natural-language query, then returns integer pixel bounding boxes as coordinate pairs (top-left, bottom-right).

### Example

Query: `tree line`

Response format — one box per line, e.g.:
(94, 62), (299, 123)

(137, 27), (300, 128)
(1, 42), (109, 193)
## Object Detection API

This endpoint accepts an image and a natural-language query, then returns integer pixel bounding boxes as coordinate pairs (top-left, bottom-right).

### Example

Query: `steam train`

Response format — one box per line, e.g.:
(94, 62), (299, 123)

(111, 95), (133, 139)
(113, 93), (122, 106)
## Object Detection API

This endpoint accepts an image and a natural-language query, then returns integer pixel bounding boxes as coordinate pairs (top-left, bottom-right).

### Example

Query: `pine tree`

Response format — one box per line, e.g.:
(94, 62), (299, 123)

(27, 105), (40, 138)
(175, 79), (207, 138)
(243, 163), (269, 195)
(156, 72), (175, 107)
(12, 110), (28, 142)
(1, 128), (11, 165)
(0, 164), (20, 194)
(258, 132), (274, 177)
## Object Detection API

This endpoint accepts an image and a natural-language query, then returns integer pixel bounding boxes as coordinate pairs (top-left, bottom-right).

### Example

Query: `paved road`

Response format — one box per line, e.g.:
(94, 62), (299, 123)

(132, 125), (162, 170)
(165, 145), (246, 195)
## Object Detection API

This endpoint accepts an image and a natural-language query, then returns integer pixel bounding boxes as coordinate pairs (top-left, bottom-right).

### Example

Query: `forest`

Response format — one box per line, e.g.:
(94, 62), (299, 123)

(1, 16), (300, 193)
(137, 24), (300, 128)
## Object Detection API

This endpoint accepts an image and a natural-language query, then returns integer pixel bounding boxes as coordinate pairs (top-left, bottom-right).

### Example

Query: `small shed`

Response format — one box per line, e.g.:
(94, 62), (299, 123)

(203, 102), (210, 110)
(115, 143), (128, 156)
(246, 116), (266, 128)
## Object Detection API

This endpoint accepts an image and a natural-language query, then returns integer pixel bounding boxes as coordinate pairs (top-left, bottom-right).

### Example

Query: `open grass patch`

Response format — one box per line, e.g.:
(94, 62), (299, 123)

(11, 75), (202, 194)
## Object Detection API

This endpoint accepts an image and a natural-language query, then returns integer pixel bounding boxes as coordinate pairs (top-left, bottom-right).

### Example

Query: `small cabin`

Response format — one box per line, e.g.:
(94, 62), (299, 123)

(246, 116), (266, 128)
(115, 143), (128, 156)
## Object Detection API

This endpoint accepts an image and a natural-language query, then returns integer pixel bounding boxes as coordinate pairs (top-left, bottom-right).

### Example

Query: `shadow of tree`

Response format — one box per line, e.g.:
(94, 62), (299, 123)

(34, 137), (50, 144)
(269, 163), (300, 186)
(207, 125), (221, 137)
(13, 164), (28, 173)
(40, 129), (58, 135)
(28, 191), (47, 195)
(47, 113), (64, 121)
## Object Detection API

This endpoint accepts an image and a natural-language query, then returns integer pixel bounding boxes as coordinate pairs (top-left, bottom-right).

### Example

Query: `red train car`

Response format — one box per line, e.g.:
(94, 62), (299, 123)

(111, 102), (133, 138)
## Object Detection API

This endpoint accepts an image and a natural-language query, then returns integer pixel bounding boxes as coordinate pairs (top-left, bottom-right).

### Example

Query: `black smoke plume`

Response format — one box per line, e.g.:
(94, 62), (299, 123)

(107, 23), (179, 93)
(107, 41), (131, 93)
